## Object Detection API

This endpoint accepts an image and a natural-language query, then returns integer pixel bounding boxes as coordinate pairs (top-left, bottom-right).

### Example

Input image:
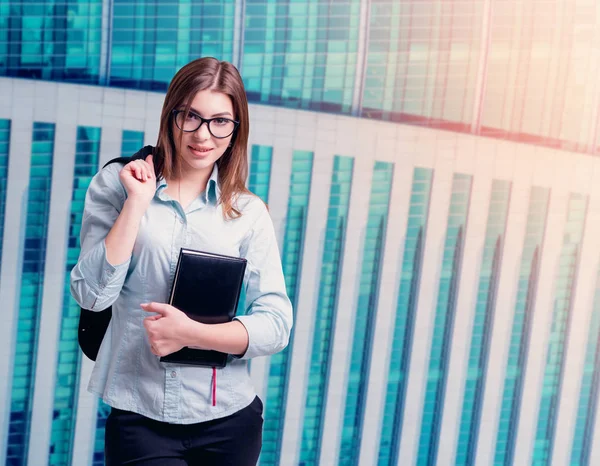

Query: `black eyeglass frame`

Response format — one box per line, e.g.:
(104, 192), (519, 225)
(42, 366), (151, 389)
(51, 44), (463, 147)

(171, 109), (239, 139)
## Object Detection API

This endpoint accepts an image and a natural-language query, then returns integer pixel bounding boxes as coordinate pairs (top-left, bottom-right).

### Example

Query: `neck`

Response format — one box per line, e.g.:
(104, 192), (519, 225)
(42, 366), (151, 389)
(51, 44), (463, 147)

(172, 163), (214, 191)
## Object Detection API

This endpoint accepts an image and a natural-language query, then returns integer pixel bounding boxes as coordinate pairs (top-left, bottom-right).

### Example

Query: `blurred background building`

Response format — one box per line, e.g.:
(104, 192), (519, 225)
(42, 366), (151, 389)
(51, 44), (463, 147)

(0, 1), (600, 465)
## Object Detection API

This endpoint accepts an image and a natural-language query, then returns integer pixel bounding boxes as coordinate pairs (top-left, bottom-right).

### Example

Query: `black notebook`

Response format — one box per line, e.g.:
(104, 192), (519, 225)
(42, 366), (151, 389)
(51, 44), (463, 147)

(160, 248), (247, 368)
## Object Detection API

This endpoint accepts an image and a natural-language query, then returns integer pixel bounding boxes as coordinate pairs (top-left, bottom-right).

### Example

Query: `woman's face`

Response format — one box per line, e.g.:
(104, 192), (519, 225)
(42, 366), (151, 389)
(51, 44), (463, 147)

(173, 89), (235, 177)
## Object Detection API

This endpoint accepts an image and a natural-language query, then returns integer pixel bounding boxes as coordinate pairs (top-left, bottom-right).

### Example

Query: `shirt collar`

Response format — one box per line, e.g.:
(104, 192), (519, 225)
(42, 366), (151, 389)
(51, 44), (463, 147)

(156, 163), (220, 206)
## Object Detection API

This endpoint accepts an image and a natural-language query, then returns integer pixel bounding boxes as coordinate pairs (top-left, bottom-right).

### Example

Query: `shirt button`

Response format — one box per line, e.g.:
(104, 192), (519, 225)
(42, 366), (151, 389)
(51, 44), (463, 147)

(171, 371), (177, 378)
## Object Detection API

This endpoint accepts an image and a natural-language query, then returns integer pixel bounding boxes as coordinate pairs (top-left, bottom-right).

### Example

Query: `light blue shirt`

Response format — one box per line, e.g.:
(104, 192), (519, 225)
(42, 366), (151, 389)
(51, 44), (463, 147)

(70, 161), (293, 424)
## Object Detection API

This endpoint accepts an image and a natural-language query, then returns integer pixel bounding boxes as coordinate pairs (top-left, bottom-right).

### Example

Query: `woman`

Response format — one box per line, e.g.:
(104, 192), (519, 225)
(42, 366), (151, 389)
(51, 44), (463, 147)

(70, 57), (293, 465)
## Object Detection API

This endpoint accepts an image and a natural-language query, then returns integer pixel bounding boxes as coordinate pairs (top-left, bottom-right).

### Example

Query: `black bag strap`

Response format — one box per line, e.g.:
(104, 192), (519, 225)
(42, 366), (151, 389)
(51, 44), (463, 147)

(78, 145), (156, 361)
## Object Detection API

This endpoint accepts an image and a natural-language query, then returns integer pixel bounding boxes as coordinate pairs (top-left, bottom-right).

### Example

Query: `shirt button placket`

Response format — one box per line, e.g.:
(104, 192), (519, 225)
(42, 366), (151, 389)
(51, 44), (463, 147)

(164, 367), (180, 421)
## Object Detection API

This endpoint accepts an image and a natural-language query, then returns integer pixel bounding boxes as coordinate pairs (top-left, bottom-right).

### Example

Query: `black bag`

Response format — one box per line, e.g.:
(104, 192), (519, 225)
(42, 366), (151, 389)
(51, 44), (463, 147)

(78, 145), (155, 361)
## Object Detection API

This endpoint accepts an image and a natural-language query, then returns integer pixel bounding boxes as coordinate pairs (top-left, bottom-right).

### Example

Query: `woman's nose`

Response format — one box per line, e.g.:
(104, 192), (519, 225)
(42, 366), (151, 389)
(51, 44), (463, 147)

(195, 122), (211, 139)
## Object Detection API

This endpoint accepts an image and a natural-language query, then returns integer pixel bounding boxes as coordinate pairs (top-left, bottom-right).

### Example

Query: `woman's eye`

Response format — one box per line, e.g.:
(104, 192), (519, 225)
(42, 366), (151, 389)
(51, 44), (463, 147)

(213, 118), (228, 125)
(186, 113), (199, 121)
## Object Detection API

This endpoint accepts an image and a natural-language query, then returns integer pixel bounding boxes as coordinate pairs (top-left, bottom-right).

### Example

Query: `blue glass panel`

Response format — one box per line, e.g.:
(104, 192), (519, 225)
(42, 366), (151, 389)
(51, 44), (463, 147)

(0, 119), (11, 268)
(238, 144), (273, 319)
(121, 130), (144, 157)
(248, 144), (272, 203)
(339, 161), (394, 466)
(417, 173), (472, 466)
(6, 122), (55, 465)
(456, 180), (511, 465)
(494, 187), (549, 466)
(110, 0), (235, 90)
(532, 193), (588, 465)
(378, 167), (433, 466)
(243, 0), (360, 113)
(299, 155), (354, 466)
(48, 127), (101, 466)
(570, 268), (600, 466)
(261, 151), (313, 465)
(0, 0), (102, 83)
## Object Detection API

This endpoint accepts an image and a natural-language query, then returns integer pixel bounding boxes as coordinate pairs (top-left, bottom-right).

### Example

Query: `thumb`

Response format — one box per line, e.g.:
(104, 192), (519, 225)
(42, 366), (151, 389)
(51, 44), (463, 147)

(140, 302), (169, 316)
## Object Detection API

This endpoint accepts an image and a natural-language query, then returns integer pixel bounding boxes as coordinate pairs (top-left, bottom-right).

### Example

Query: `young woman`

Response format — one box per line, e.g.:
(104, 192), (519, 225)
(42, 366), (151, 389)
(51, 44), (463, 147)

(70, 57), (293, 465)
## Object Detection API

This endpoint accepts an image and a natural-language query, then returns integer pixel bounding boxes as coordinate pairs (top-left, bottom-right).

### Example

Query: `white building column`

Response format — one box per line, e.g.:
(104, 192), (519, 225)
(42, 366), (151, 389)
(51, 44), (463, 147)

(0, 79), (34, 464)
(475, 151), (534, 466)
(512, 153), (572, 465)
(71, 358), (98, 466)
(551, 159), (600, 466)
(318, 117), (375, 466)
(435, 138), (496, 465)
(357, 148), (415, 466)
(396, 133), (456, 466)
(279, 146), (333, 465)
(27, 81), (79, 465)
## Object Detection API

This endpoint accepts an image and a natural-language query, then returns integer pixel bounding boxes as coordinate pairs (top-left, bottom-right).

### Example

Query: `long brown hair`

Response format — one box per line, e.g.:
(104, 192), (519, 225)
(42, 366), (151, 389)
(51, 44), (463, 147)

(154, 57), (251, 219)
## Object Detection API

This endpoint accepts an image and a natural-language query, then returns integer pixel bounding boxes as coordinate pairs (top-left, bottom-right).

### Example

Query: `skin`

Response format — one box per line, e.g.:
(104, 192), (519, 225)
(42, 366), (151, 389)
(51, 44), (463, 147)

(104, 89), (249, 357)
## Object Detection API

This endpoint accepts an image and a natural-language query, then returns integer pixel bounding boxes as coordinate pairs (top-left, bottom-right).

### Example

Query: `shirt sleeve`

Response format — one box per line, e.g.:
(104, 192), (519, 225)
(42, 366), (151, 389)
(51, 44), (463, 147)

(70, 163), (131, 311)
(234, 202), (293, 359)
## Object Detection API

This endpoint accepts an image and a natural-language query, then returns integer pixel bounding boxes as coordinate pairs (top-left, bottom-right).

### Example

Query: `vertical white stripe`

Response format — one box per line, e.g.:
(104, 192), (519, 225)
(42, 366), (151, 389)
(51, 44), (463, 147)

(232, 0), (245, 70)
(280, 150), (333, 465)
(358, 154), (415, 466)
(397, 150), (456, 466)
(470, 0), (493, 133)
(0, 94), (33, 464)
(551, 161), (600, 466)
(351, 0), (370, 117)
(27, 121), (77, 466)
(99, 126), (123, 168)
(71, 357), (98, 466)
(319, 152), (373, 466)
(475, 155), (534, 466)
(99, 0), (113, 85)
(513, 155), (572, 465)
(436, 152), (494, 466)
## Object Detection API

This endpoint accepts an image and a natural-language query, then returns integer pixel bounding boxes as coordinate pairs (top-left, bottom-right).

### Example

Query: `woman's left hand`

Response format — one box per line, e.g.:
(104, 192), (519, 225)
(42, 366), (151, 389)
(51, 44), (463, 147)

(141, 302), (196, 356)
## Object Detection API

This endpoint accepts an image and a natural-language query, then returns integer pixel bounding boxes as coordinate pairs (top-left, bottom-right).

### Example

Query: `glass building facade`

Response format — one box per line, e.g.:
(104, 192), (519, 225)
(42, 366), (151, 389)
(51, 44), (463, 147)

(1, 2), (599, 466)
(495, 187), (550, 466)
(299, 155), (353, 466)
(48, 126), (101, 466)
(339, 161), (393, 466)
(0, 119), (10, 268)
(532, 194), (588, 464)
(1, 0), (599, 154)
(378, 167), (433, 466)
(455, 180), (511, 465)
(417, 173), (472, 466)
(6, 122), (55, 465)
(570, 269), (600, 466)
(262, 150), (313, 465)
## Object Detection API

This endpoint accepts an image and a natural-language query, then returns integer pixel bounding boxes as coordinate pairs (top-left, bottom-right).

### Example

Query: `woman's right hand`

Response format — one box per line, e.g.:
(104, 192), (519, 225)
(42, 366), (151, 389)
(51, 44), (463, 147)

(119, 155), (156, 208)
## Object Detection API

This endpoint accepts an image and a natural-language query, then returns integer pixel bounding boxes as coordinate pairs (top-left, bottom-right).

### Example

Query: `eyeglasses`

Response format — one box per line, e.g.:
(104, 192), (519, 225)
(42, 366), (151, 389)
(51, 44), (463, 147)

(172, 109), (239, 139)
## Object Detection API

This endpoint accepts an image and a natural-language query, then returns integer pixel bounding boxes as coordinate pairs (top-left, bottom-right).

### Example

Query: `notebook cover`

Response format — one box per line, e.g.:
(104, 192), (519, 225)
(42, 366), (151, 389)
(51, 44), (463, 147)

(160, 248), (247, 368)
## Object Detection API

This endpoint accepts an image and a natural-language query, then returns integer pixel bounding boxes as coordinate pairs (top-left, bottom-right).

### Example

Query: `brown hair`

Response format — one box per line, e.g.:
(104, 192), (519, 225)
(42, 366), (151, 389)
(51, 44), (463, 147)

(154, 57), (251, 219)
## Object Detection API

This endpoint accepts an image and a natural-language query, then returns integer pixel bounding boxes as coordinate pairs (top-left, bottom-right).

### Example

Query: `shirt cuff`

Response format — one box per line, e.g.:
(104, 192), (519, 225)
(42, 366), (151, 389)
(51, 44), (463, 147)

(78, 240), (131, 309)
(232, 315), (273, 360)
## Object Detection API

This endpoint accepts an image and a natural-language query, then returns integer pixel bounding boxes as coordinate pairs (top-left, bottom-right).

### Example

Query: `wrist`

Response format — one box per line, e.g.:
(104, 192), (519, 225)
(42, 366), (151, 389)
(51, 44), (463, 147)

(124, 196), (150, 214)
(183, 320), (208, 349)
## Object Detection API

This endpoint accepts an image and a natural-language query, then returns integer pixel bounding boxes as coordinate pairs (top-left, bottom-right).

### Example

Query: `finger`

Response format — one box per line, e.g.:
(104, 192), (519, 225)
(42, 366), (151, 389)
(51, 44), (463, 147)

(134, 160), (148, 181)
(145, 154), (155, 176)
(141, 302), (170, 316)
(144, 315), (161, 322)
(134, 164), (143, 181)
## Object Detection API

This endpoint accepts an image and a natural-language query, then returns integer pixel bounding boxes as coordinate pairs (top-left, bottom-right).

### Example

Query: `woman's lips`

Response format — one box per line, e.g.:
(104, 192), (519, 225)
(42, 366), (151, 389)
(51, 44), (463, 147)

(189, 146), (213, 157)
